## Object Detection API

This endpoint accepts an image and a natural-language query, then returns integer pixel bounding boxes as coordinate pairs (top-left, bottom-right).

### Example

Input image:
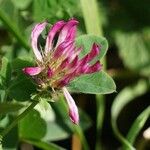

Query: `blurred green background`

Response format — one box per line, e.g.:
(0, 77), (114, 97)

(0, 0), (150, 150)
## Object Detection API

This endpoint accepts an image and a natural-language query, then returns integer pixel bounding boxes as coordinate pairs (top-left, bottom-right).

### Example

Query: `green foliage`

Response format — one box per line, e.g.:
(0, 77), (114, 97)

(111, 80), (149, 149)
(33, 0), (81, 22)
(115, 30), (150, 76)
(7, 58), (36, 101)
(11, 0), (32, 10)
(8, 76), (36, 101)
(19, 109), (47, 140)
(75, 35), (108, 60)
(0, 0), (29, 50)
(19, 99), (92, 144)
(68, 71), (116, 94)
(0, 57), (11, 88)
(0, 102), (23, 114)
(69, 35), (116, 94)
(126, 106), (150, 145)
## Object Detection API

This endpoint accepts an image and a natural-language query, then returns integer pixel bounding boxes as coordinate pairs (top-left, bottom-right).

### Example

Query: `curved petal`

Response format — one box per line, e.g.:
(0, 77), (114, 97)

(31, 22), (47, 61)
(53, 40), (73, 58)
(62, 87), (79, 124)
(22, 67), (42, 76)
(84, 61), (102, 74)
(45, 20), (66, 54)
(87, 43), (100, 62)
(56, 19), (78, 46)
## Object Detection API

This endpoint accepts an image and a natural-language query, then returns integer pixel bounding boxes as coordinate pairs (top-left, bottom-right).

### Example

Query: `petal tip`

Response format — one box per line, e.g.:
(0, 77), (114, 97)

(22, 67), (42, 76)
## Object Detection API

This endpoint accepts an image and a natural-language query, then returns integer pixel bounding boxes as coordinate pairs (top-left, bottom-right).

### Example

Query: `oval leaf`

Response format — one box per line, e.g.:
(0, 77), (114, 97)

(68, 71), (116, 94)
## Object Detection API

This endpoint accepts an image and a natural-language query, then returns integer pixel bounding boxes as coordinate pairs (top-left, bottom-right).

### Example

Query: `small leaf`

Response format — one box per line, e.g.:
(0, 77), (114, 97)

(75, 35), (108, 60)
(68, 71), (116, 94)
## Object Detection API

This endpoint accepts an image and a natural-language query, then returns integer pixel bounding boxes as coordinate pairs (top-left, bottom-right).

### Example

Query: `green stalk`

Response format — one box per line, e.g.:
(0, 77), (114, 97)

(80, 0), (106, 150)
(0, 9), (30, 51)
(0, 100), (38, 145)
(73, 126), (90, 150)
(80, 0), (103, 36)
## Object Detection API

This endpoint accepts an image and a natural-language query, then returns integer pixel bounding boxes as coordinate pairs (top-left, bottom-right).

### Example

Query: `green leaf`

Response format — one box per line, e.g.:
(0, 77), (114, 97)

(11, 58), (34, 74)
(2, 118), (18, 150)
(0, 102), (23, 114)
(0, 57), (11, 88)
(111, 79), (149, 150)
(126, 106), (150, 145)
(33, 0), (80, 22)
(7, 58), (36, 101)
(24, 140), (66, 150)
(19, 98), (92, 143)
(19, 104), (71, 141)
(115, 30), (150, 76)
(75, 35), (108, 60)
(19, 109), (47, 140)
(0, 0), (29, 50)
(8, 76), (36, 101)
(68, 71), (116, 94)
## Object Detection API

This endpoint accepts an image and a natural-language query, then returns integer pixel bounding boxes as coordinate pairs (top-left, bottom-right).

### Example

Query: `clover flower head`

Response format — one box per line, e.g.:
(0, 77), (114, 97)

(23, 19), (102, 124)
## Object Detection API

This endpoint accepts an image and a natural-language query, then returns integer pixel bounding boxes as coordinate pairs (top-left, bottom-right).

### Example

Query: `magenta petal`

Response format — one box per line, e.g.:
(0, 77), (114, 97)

(45, 20), (66, 53)
(57, 74), (72, 87)
(60, 58), (70, 69)
(79, 55), (89, 66)
(65, 25), (76, 41)
(68, 56), (79, 69)
(31, 22), (47, 61)
(56, 19), (78, 46)
(62, 87), (79, 124)
(85, 61), (102, 74)
(75, 64), (89, 75)
(23, 67), (42, 76)
(54, 40), (73, 58)
(88, 43), (100, 62)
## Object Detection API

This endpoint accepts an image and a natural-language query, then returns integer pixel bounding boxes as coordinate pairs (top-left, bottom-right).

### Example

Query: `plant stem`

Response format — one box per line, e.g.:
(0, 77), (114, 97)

(0, 100), (38, 138)
(80, 0), (106, 150)
(73, 126), (89, 150)
(80, 0), (103, 36)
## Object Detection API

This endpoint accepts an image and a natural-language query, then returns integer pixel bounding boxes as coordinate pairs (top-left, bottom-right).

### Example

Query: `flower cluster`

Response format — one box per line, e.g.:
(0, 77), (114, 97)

(23, 19), (102, 124)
